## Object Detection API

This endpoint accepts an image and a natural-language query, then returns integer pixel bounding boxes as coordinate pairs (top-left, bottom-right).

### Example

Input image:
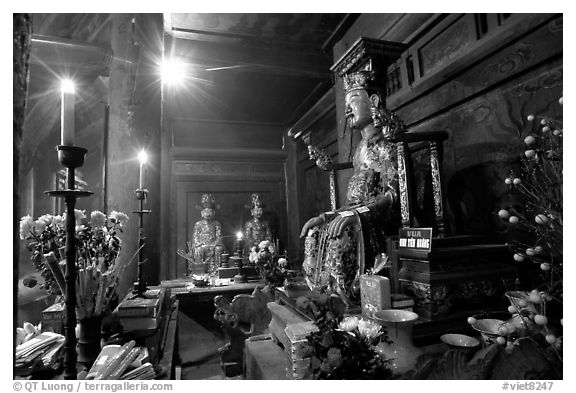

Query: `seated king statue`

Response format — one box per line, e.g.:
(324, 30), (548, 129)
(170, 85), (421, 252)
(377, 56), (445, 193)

(190, 193), (226, 275)
(300, 70), (406, 306)
(243, 193), (273, 252)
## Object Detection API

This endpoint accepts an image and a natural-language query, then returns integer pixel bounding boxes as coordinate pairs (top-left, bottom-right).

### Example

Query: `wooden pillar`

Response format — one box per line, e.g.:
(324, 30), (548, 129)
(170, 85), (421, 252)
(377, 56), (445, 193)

(13, 11), (32, 365)
(283, 135), (302, 263)
(107, 14), (162, 295)
(160, 33), (173, 280)
(132, 14), (163, 284)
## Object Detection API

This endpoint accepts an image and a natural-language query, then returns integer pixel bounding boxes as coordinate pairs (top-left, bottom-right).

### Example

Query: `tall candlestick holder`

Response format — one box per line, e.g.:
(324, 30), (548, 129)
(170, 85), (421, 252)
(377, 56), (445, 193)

(45, 145), (93, 380)
(130, 187), (151, 298)
(232, 237), (247, 284)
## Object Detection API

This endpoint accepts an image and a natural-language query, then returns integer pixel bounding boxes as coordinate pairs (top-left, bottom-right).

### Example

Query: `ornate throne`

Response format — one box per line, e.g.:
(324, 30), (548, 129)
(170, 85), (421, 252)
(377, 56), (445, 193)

(308, 37), (517, 335)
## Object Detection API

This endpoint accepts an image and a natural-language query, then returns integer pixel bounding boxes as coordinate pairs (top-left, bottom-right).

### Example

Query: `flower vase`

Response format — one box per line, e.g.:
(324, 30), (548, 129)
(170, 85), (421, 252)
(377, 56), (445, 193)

(77, 315), (103, 369)
(373, 310), (422, 374)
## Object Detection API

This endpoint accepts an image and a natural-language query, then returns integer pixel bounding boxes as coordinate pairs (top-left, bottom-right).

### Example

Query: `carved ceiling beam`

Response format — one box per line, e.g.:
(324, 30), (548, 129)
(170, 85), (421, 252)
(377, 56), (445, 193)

(30, 34), (112, 80)
(168, 37), (331, 79)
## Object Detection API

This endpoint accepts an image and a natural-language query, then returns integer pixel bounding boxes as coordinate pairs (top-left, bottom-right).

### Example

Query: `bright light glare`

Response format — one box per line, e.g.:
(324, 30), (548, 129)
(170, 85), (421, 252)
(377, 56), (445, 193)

(138, 150), (148, 164)
(60, 79), (75, 93)
(236, 231), (243, 240)
(161, 58), (186, 86)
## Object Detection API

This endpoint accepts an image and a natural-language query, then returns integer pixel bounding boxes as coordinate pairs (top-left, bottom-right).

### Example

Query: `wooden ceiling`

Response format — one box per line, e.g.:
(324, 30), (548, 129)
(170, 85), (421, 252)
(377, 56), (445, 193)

(22, 13), (356, 158)
(163, 13), (357, 125)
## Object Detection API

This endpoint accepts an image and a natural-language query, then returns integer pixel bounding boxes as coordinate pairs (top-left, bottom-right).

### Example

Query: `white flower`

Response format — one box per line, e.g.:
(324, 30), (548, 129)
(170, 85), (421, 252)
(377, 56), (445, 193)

(109, 211), (129, 227)
(38, 214), (54, 225)
(19, 215), (33, 239)
(278, 257), (288, 268)
(33, 219), (46, 234)
(357, 318), (382, 340)
(52, 215), (64, 226)
(63, 209), (86, 226)
(75, 209), (86, 224)
(339, 316), (360, 332)
(90, 210), (107, 228)
(249, 249), (259, 263)
(258, 240), (272, 250)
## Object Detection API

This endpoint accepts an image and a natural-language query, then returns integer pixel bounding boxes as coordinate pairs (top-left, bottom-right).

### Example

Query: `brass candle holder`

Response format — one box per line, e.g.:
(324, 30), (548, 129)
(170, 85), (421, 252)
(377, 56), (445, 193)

(131, 188), (151, 297)
(45, 145), (93, 380)
(232, 236), (247, 283)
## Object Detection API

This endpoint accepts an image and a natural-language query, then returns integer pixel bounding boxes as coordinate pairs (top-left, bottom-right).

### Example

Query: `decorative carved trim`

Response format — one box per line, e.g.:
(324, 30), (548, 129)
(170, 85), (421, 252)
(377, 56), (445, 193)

(173, 160), (283, 178)
(329, 171), (337, 211)
(171, 147), (288, 161)
(387, 14), (560, 112)
(397, 142), (411, 227)
(404, 276), (512, 314)
(330, 37), (406, 78)
(429, 141), (445, 236)
(307, 144), (333, 170)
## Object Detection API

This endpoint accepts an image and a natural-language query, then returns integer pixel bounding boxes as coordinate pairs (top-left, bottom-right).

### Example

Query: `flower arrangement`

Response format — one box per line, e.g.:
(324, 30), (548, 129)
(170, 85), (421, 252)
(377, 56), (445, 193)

(249, 240), (288, 287)
(295, 290), (392, 379)
(19, 209), (130, 318)
(306, 314), (392, 379)
(470, 96), (563, 378)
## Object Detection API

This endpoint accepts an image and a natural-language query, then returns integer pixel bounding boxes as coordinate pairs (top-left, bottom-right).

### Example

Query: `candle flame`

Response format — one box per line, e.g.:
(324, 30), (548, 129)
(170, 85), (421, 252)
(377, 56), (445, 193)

(60, 79), (75, 94)
(138, 150), (148, 164)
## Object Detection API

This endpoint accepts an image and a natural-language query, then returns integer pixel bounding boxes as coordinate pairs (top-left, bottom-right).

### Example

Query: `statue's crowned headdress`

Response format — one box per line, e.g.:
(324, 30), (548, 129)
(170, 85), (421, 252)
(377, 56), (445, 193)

(245, 193), (265, 209)
(197, 193), (219, 210)
(343, 70), (378, 94)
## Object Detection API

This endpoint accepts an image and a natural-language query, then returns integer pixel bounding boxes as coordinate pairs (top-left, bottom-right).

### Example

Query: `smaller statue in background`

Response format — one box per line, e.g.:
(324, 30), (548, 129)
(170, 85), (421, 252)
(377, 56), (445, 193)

(243, 193), (273, 253)
(190, 194), (226, 275)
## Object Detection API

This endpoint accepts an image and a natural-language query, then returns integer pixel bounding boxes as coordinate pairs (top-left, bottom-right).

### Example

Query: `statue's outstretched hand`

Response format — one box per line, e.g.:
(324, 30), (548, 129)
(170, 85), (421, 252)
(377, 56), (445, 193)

(300, 215), (325, 238)
(327, 215), (355, 238)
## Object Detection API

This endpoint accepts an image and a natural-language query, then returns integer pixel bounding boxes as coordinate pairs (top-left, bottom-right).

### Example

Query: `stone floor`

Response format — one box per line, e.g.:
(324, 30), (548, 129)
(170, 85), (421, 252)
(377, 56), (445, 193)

(177, 303), (232, 380)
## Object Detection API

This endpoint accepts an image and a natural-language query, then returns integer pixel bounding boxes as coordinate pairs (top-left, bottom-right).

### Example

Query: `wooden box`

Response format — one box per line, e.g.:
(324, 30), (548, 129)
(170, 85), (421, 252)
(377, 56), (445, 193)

(360, 275), (391, 317)
(41, 303), (65, 334)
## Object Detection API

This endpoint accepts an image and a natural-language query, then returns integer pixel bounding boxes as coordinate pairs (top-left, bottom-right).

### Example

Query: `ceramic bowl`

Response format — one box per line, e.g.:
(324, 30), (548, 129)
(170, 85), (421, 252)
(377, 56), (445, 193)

(373, 309), (419, 323)
(440, 333), (480, 349)
(506, 313), (538, 337)
(470, 318), (514, 344)
(505, 291), (538, 314)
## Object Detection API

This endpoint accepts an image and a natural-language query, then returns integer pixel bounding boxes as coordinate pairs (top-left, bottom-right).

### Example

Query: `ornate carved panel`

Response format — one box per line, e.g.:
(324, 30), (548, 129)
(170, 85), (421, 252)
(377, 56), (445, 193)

(418, 15), (471, 77)
(173, 160), (283, 179)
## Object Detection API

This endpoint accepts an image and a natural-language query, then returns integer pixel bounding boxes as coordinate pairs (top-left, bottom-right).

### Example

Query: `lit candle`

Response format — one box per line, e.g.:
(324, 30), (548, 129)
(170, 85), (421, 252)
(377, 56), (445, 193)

(138, 150), (148, 189)
(60, 79), (75, 146)
(235, 232), (244, 257)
